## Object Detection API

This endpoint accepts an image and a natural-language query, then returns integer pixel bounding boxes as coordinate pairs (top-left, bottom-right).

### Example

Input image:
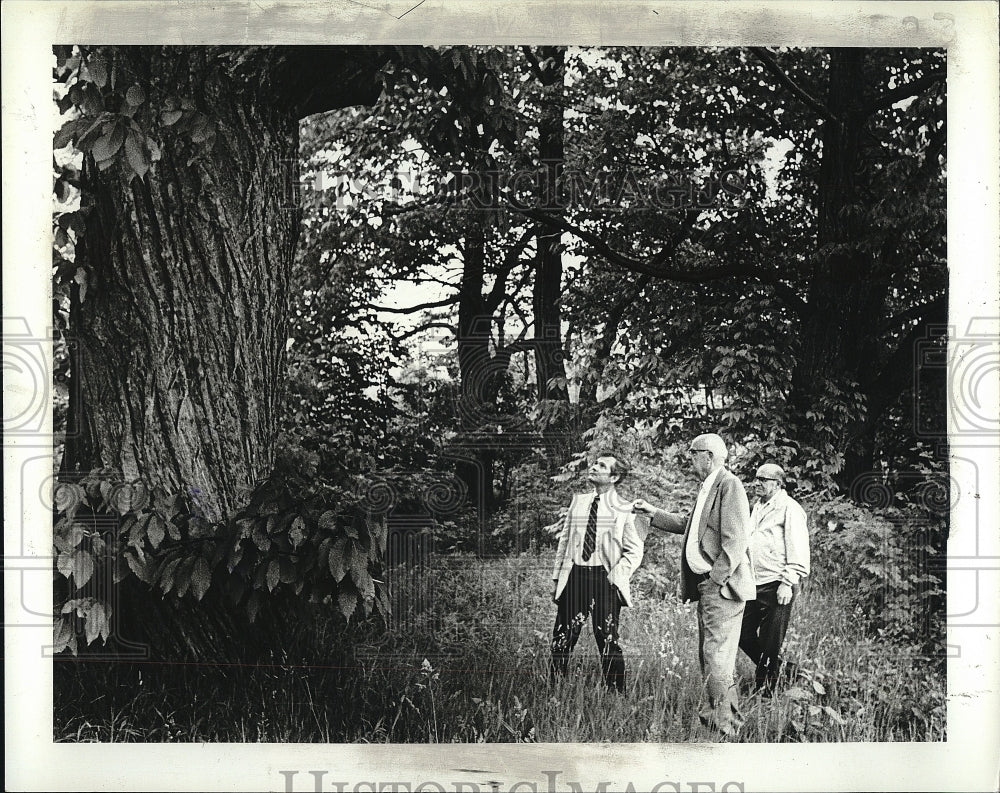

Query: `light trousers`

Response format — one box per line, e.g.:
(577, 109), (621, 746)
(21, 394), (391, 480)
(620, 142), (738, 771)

(696, 577), (747, 734)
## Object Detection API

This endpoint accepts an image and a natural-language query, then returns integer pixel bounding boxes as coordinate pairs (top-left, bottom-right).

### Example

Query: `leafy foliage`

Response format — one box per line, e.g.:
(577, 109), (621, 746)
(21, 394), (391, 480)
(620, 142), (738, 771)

(52, 468), (390, 655)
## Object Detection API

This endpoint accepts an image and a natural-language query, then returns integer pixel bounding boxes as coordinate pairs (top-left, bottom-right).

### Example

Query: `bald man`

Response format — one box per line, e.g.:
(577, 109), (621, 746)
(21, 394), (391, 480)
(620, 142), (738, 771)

(633, 433), (755, 736)
(739, 463), (810, 694)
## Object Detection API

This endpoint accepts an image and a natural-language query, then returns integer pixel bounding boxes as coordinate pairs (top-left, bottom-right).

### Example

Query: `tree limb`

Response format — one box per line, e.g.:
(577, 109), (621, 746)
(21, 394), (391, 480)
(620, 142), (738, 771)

(879, 292), (947, 334)
(749, 47), (839, 126)
(390, 321), (455, 343)
(512, 206), (756, 283)
(520, 46), (546, 83)
(485, 227), (534, 314)
(278, 46), (391, 119)
(868, 70), (945, 113)
(369, 296), (460, 314)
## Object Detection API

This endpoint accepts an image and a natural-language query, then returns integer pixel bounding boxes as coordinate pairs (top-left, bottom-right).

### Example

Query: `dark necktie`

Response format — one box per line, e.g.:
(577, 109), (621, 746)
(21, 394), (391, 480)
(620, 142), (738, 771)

(583, 495), (599, 561)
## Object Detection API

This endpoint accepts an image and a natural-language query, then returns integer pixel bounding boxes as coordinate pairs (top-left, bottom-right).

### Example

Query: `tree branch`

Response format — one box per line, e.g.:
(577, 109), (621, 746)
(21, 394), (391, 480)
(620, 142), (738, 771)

(369, 296), (459, 314)
(512, 206), (755, 283)
(749, 47), (839, 126)
(879, 292), (947, 334)
(520, 46), (546, 83)
(278, 46), (391, 119)
(390, 321), (455, 343)
(868, 70), (945, 113)
(485, 227), (534, 314)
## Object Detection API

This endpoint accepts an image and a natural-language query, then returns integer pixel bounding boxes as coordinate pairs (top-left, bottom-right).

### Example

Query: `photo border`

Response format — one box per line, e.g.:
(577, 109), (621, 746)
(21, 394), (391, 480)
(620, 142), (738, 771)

(4, 2), (998, 791)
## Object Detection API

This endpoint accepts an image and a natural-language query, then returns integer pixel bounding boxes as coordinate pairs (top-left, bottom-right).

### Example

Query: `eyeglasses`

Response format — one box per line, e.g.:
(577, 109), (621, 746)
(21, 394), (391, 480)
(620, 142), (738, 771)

(756, 477), (780, 482)
(688, 449), (711, 456)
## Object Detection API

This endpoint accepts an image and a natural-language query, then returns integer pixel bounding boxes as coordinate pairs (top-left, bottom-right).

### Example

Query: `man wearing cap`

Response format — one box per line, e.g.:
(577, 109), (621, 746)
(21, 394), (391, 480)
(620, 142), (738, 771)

(633, 433), (755, 736)
(550, 454), (644, 693)
(739, 462), (810, 694)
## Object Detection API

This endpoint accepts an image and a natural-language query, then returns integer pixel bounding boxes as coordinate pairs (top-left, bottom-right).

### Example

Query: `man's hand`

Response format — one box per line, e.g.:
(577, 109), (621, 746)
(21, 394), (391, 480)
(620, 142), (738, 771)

(777, 583), (793, 605)
(632, 498), (656, 515)
(552, 582), (560, 604)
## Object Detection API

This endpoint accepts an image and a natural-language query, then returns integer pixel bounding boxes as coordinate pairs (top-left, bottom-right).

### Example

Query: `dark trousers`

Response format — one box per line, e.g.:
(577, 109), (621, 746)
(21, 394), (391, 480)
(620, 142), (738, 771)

(739, 580), (794, 692)
(550, 564), (626, 692)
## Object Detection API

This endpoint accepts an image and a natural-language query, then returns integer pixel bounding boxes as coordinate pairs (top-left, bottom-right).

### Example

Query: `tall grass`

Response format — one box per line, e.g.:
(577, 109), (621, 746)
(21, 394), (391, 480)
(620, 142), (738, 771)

(54, 545), (945, 742)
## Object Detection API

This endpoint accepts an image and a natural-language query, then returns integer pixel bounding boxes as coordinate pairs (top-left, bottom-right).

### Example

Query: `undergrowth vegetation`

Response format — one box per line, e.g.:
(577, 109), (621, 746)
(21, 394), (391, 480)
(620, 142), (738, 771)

(55, 542), (945, 743)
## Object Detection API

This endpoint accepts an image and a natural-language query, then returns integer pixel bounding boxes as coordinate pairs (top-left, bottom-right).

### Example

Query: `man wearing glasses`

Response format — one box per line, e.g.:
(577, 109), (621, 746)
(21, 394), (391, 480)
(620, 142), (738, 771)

(739, 463), (810, 695)
(633, 433), (755, 736)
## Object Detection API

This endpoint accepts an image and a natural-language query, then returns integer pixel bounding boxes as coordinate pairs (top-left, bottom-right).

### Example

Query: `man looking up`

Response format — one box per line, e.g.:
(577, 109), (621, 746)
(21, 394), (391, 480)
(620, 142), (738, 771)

(633, 433), (755, 736)
(550, 454), (644, 693)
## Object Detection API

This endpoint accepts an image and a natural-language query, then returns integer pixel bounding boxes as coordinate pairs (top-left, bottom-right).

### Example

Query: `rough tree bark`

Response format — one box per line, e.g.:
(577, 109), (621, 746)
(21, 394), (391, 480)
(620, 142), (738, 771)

(532, 46), (569, 403)
(62, 46), (386, 521)
(454, 213), (497, 515)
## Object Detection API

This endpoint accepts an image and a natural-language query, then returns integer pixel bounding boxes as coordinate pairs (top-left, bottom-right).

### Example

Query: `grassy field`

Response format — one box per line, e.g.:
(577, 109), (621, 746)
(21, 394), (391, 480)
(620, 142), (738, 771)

(54, 534), (945, 743)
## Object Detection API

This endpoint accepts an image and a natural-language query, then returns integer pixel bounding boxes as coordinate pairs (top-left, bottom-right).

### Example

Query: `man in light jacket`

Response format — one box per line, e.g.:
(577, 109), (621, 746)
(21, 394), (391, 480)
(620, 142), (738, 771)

(550, 453), (644, 693)
(633, 433), (755, 736)
(739, 462), (810, 694)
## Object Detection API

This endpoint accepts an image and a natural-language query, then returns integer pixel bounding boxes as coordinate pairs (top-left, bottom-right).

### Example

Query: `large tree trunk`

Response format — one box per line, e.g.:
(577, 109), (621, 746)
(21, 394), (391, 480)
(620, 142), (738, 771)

(454, 214), (497, 516)
(532, 46), (569, 403)
(66, 51), (300, 522)
(789, 48), (886, 485)
(62, 47), (386, 521)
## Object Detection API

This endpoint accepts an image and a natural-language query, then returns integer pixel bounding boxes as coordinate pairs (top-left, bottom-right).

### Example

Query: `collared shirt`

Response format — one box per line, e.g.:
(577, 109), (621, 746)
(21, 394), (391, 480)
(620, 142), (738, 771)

(748, 489), (810, 586)
(572, 490), (618, 567)
(685, 466), (722, 574)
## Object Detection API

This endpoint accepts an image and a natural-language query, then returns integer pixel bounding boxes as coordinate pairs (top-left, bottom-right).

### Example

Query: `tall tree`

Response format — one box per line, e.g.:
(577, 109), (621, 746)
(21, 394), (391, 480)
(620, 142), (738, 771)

(56, 45), (388, 521)
(537, 47), (946, 489)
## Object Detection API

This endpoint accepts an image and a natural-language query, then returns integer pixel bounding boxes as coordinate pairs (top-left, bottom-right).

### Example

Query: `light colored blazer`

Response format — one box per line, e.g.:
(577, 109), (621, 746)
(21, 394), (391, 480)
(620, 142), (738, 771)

(551, 488), (644, 606)
(650, 467), (756, 602)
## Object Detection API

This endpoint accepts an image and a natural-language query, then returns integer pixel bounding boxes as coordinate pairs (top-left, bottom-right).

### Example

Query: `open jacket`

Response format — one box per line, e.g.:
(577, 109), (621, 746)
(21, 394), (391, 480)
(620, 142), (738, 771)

(650, 468), (756, 602)
(551, 488), (644, 606)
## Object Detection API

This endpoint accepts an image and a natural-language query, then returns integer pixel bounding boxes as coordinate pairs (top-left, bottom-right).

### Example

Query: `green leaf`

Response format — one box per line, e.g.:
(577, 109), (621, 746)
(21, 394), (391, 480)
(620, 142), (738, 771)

(337, 587), (357, 620)
(252, 521), (272, 551)
(190, 557), (212, 601)
(146, 513), (166, 549)
(53, 118), (81, 149)
(246, 591), (262, 623)
(328, 537), (348, 582)
(174, 556), (196, 598)
(158, 556), (182, 593)
(91, 124), (125, 162)
(266, 559), (280, 592)
(83, 603), (107, 644)
(72, 550), (95, 588)
(125, 84), (145, 107)
(112, 553), (130, 583)
(124, 132), (149, 179)
(109, 483), (136, 514)
(125, 550), (149, 583)
(351, 559), (375, 601)
(160, 109), (183, 126)
(57, 551), (75, 580)
(227, 540), (244, 572)
(289, 516), (306, 548)
(318, 510), (337, 532)
(824, 705), (846, 725)
(165, 515), (183, 541)
(88, 55), (108, 88)
(53, 617), (75, 655)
